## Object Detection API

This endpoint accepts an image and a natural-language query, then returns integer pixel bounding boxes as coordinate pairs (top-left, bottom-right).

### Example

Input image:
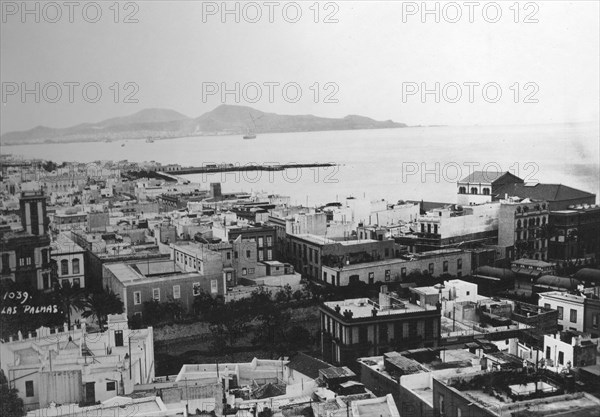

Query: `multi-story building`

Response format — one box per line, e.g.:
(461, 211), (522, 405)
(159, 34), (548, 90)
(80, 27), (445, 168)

(0, 191), (53, 290)
(213, 223), (277, 263)
(433, 369), (600, 417)
(103, 258), (226, 320)
(0, 314), (154, 411)
(543, 331), (597, 371)
(548, 204), (600, 263)
(493, 183), (597, 211)
(71, 229), (170, 292)
(171, 238), (258, 288)
(400, 203), (500, 252)
(286, 233), (397, 281)
(498, 197), (549, 261)
(538, 291), (585, 332)
(457, 171), (524, 206)
(321, 249), (471, 287)
(319, 289), (441, 366)
(50, 211), (88, 232)
(51, 232), (86, 288)
(359, 348), (482, 416)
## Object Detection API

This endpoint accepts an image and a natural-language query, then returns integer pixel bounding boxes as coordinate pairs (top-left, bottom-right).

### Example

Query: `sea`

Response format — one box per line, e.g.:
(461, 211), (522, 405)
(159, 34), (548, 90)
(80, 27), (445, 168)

(5, 122), (599, 206)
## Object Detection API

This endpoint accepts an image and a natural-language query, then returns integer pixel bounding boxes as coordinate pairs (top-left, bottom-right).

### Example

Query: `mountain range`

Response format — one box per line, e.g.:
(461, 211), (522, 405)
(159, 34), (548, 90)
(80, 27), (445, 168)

(1, 105), (407, 144)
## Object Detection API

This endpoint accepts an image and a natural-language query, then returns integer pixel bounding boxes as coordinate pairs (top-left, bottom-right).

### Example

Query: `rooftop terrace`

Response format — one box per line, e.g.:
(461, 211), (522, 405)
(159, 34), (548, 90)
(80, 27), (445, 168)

(323, 297), (436, 319)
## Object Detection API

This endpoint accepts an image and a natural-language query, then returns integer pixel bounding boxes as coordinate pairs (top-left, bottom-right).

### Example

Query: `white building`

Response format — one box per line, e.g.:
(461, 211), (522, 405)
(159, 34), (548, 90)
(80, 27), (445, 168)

(0, 315), (154, 412)
(51, 233), (86, 288)
(538, 291), (585, 332)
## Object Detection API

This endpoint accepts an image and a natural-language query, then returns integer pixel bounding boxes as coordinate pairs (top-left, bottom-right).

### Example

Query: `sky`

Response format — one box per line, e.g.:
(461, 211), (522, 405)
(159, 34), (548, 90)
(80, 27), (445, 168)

(1, 0), (599, 134)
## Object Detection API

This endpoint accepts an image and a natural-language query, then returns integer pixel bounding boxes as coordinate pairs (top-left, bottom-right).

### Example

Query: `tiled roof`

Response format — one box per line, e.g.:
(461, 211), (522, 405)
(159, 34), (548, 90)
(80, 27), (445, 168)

(286, 352), (332, 380)
(320, 366), (356, 380)
(459, 171), (515, 184)
(494, 183), (595, 202)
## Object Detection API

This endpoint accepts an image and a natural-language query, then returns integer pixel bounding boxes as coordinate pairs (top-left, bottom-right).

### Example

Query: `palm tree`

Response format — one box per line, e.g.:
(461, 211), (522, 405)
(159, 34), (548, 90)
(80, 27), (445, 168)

(82, 288), (124, 329)
(53, 281), (86, 330)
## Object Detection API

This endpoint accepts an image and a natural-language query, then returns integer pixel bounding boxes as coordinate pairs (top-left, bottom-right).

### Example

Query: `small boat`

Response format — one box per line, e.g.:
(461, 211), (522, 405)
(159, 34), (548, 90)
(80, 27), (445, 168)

(243, 130), (256, 140)
(146, 138), (154, 143)
(121, 143), (125, 147)
(242, 113), (261, 139)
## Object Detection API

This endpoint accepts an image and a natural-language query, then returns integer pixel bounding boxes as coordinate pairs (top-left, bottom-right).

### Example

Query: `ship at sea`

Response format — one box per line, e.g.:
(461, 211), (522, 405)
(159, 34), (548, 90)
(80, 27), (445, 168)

(146, 137), (155, 143)
(243, 128), (256, 140)
(242, 113), (261, 140)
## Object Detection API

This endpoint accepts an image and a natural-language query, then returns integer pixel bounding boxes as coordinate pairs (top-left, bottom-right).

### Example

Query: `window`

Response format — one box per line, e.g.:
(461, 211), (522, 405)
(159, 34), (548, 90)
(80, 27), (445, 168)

(558, 351), (564, 365)
(384, 248), (389, 257)
(401, 267), (407, 278)
(61, 259), (69, 275)
(258, 251), (264, 261)
(456, 407), (462, 417)
(428, 263), (434, 275)
(246, 250), (251, 258)
(443, 261), (448, 273)
(258, 237), (264, 248)
(385, 270), (391, 281)
(193, 283), (201, 296)
(557, 306), (563, 320)
(226, 252), (231, 260)
(210, 279), (218, 294)
(544, 303), (550, 309)
(379, 323), (388, 342)
(62, 279), (69, 287)
(72, 259), (80, 274)
(593, 314), (598, 329)
(438, 394), (445, 413)
(134, 292), (141, 305)
(1, 253), (9, 272)
(267, 236), (272, 246)
(152, 288), (160, 301)
(242, 268), (247, 276)
(267, 249), (272, 260)
(457, 259), (462, 269)
(114, 330), (123, 347)
(471, 187), (478, 194)
(368, 272), (374, 284)
(249, 268), (255, 274)
(173, 285), (181, 299)
(106, 381), (116, 391)
(226, 272), (232, 282)
(25, 381), (34, 397)
(73, 278), (80, 288)
(234, 251), (238, 259)
(570, 309), (577, 323)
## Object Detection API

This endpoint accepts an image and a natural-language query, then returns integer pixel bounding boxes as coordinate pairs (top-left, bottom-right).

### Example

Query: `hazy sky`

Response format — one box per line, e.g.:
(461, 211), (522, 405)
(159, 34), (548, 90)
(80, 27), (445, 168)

(1, 0), (599, 133)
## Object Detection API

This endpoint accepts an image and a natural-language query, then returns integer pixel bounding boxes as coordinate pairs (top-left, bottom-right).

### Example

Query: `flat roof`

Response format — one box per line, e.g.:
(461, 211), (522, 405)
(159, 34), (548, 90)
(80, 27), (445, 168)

(291, 233), (379, 246)
(512, 258), (555, 267)
(324, 298), (436, 319)
(51, 233), (85, 253)
(105, 262), (201, 286)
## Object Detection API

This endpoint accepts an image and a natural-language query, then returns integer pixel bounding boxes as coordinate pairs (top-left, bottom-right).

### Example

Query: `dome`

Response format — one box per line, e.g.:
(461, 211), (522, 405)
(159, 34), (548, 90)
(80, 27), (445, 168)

(475, 266), (516, 281)
(573, 268), (600, 284)
(535, 275), (582, 290)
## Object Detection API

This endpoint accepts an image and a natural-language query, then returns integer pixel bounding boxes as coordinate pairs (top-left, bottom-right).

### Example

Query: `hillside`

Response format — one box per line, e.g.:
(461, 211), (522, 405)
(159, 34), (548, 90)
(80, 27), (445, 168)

(1, 105), (407, 144)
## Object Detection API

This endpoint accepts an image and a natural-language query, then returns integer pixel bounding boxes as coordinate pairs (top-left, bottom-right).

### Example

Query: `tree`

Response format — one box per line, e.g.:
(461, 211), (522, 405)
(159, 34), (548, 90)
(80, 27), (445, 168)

(0, 369), (24, 417)
(206, 298), (251, 358)
(53, 281), (87, 330)
(82, 288), (124, 328)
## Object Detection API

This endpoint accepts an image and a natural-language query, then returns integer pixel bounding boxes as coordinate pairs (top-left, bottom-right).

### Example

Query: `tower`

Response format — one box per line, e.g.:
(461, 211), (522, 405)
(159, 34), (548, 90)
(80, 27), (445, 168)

(19, 191), (48, 236)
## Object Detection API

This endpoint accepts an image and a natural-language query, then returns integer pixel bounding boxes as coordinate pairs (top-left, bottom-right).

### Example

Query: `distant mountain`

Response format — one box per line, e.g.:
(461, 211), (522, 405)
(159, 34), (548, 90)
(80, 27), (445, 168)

(1, 105), (407, 144)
